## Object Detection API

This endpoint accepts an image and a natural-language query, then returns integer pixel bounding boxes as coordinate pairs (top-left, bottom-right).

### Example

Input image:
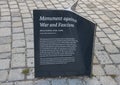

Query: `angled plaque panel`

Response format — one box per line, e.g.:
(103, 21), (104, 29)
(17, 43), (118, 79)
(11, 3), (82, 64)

(33, 9), (96, 78)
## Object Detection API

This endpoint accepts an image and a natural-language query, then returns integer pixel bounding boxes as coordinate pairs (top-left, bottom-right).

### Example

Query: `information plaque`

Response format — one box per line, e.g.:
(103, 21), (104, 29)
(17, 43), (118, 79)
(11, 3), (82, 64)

(33, 9), (96, 77)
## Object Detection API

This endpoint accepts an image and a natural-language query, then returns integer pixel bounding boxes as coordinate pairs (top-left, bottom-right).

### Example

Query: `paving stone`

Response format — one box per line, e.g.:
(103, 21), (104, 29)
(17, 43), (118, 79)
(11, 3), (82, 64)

(0, 59), (10, 69)
(18, 6), (26, 9)
(13, 33), (24, 40)
(99, 15), (110, 21)
(12, 22), (22, 27)
(21, 9), (29, 13)
(95, 11), (104, 15)
(105, 12), (116, 18)
(26, 0), (34, 3)
(97, 5), (105, 9)
(46, 5), (55, 9)
(23, 18), (33, 23)
(0, 53), (11, 59)
(9, 1), (17, 5)
(93, 56), (99, 64)
(79, 4), (87, 8)
(86, 11), (94, 15)
(37, 5), (46, 9)
(99, 38), (112, 44)
(61, 3), (70, 8)
(44, 1), (52, 5)
(1, 82), (13, 85)
(0, 70), (8, 81)
(105, 20), (116, 25)
(80, 13), (89, 17)
(110, 54), (120, 63)
(105, 44), (119, 53)
(110, 25), (120, 31)
(1, 12), (10, 16)
(0, 37), (11, 45)
(0, 4), (7, 7)
(0, 28), (11, 37)
(24, 23), (33, 28)
(113, 40), (120, 48)
(93, 65), (105, 76)
(0, 1), (7, 4)
(12, 48), (25, 54)
(10, 5), (18, 9)
(68, 78), (84, 85)
(27, 58), (34, 67)
(22, 14), (31, 18)
(95, 51), (112, 64)
(12, 17), (21, 22)
(96, 27), (101, 32)
(26, 34), (33, 41)
(1, 16), (11, 22)
(85, 77), (101, 85)
(12, 40), (25, 48)
(34, 79), (50, 85)
(51, 79), (67, 85)
(115, 76), (120, 85)
(27, 68), (34, 79)
(95, 37), (99, 43)
(11, 12), (21, 17)
(25, 29), (33, 35)
(20, 6), (29, 10)
(98, 23), (109, 28)
(27, 49), (34, 57)
(113, 18), (120, 23)
(95, 43), (104, 51)
(107, 34), (119, 40)
(108, 7), (116, 11)
(96, 32), (107, 38)
(15, 81), (33, 85)
(10, 9), (19, 12)
(18, 2), (26, 5)
(104, 65), (120, 75)
(83, 7), (91, 11)
(26, 42), (34, 49)
(99, 76), (117, 85)
(11, 54), (25, 68)
(117, 23), (120, 27)
(114, 10), (120, 14)
(28, 4), (36, 7)
(54, 4), (63, 8)
(8, 69), (24, 81)
(116, 31), (120, 36)
(94, 19), (104, 23)
(12, 27), (23, 33)
(0, 44), (11, 53)
(90, 15), (99, 19)
(103, 28), (114, 34)
(77, 8), (85, 13)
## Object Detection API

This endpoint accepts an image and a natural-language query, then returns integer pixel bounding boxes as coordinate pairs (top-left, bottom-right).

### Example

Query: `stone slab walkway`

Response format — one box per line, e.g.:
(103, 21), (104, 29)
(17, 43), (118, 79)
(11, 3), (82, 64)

(0, 0), (120, 85)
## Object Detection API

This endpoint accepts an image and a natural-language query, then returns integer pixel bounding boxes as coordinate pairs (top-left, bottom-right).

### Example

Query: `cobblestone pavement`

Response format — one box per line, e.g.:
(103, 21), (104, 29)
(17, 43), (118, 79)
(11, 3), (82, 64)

(0, 0), (120, 85)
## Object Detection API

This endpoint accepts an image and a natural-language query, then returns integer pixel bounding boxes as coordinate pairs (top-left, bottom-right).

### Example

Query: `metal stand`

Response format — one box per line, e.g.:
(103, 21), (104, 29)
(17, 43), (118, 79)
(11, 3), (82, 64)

(68, 0), (79, 11)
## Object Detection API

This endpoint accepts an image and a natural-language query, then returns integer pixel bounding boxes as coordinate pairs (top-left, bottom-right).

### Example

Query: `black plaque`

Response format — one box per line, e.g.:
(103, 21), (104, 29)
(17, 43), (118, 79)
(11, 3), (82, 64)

(33, 9), (96, 77)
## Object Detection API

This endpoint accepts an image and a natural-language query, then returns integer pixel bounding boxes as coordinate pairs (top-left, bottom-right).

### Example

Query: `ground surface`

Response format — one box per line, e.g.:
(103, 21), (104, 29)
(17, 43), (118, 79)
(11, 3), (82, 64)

(0, 0), (120, 85)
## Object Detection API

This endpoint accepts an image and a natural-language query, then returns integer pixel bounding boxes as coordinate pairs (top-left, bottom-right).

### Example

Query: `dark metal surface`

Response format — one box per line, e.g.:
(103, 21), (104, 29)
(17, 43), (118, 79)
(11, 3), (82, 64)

(33, 9), (96, 78)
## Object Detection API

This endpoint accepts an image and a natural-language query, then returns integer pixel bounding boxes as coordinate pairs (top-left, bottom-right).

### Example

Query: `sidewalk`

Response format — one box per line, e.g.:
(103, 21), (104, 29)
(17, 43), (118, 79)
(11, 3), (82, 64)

(0, 0), (120, 85)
